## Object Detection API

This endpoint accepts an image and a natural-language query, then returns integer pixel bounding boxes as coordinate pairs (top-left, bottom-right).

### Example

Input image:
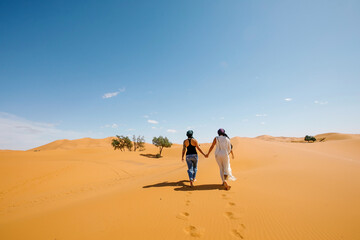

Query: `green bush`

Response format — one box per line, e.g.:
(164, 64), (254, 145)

(152, 136), (172, 156)
(133, 135), (145, 151)
(304, 135), (316, 142)
(112, 135), (133, 151)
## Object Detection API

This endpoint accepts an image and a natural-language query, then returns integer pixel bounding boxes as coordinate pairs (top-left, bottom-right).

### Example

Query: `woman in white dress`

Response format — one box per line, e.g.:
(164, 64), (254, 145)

(206, 128), (235, 190)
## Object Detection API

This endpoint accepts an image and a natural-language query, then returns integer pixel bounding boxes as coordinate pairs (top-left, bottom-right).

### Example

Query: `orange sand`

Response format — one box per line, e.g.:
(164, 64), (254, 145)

(1, 133), (360, 240)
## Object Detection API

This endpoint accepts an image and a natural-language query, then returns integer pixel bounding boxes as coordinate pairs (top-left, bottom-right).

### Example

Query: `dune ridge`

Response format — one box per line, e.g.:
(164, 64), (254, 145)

(315, 132), (360, 141)
(29, 137), (115, 151)
(27, 132), (360, 152)
(255, 132), (360, 143)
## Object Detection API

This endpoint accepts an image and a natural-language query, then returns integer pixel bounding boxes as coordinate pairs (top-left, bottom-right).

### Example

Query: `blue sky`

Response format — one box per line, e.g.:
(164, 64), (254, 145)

(1, 0), (359, 150)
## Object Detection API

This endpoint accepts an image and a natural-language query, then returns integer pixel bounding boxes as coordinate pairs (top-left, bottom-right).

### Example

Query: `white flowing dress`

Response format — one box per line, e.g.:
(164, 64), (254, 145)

(215, 136), (236, 181)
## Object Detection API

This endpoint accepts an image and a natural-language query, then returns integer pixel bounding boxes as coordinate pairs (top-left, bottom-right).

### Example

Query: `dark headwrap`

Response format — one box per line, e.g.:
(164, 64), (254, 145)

(186, 130), (194, 138)
(218, 129), (232, 149)
(217, 128), (229, 138)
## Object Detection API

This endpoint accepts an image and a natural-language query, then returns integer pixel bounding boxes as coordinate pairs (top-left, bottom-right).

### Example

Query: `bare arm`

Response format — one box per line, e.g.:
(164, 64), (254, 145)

(230, 150), (234, 159)
(181, 141), (186, 161)
(194, 140), (206, 157)
(206, 138), (217, 157)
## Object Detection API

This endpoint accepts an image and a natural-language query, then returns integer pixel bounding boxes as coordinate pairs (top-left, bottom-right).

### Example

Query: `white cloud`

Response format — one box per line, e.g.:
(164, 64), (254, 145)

(256, 114), (267, 117)
(101, 123), (119, 129)
(151, 126), (157, 129)
(284, 98), (292, 102)
(127, 128), (135, 131)
(102, 87), (126, 99)
(102, 92), (119, 99)
(143, 115), (149, 119)
(314, 100), (328, 105)
(0, 112), (90, 150)
(242, 119), (249, 122)
(147, 119), (159, 124)
(260, 122), (266, 125)
(220, 117), (225, 120)
(167, 129), (177, 133)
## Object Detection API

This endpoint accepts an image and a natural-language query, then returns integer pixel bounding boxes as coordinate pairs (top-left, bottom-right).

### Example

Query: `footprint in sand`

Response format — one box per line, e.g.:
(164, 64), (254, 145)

(228, 202), (236, 206)
(231, 224), (246, 239)
(186, 200), (191, 206)
(221, 193), (229, 200)
(231, 229), (244, 239)
(225, 211), (237, 219)
(184, 225), (202, 238)
(176, 212), (190, 220)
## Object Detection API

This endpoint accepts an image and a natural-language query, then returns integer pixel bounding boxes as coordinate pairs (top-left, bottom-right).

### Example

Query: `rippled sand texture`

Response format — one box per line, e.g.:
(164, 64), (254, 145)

(1, 133), (359, 240)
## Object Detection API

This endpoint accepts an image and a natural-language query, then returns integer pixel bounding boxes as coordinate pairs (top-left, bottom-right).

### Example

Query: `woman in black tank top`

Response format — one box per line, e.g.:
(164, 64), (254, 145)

(181, 130), (206, 187)
(186, 138), (197, 155)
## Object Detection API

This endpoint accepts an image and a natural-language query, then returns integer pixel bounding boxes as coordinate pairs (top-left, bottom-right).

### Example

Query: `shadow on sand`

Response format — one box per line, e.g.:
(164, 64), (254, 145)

(140, 153), (162, 159)
(143, 180), (188, 188)
(143, 180), (224, 191)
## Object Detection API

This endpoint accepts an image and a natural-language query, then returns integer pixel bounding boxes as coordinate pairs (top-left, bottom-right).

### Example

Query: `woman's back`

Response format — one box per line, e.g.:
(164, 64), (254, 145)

(215, 136), (231, 155)
(185, 138), (197, 155)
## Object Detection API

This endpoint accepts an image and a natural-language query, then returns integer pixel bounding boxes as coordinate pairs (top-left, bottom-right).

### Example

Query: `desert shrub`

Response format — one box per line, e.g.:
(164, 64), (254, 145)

(112, 135), (133, 151)
(111, 138), (122, 151)
(136, 135), (145, 151)
(152, 136), (172, 156)
(132, 135), (146, 151)
(304, 135), (316, 142)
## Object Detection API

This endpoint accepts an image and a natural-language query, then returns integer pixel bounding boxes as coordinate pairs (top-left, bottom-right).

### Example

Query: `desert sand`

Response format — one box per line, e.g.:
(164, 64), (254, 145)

(1, 133), (360, 240)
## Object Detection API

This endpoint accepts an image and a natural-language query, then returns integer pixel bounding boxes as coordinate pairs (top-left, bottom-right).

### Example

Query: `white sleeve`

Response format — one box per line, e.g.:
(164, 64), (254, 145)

(227, 138), (231, 153)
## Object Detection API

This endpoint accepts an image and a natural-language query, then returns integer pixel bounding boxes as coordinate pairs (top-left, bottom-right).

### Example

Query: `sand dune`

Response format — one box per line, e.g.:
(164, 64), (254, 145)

(30, 137), (115, 151)
(28, 132), (360, 152)
(1, 134), (360, 239)
(255, 135), (304, 143)
(315, 132), (360, 141)
(255, 132), (360, 143)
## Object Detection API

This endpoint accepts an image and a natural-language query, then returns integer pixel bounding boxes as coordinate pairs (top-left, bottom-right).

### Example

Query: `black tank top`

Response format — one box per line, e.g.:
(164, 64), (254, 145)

(186, 138), (197, 155)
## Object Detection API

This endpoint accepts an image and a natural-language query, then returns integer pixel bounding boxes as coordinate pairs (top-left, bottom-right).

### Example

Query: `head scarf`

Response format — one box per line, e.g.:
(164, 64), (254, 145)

(186, 130), (194, 138)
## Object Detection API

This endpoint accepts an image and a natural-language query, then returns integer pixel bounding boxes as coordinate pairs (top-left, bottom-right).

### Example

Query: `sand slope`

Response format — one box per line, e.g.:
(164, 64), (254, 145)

(29, 137), (115, 151)
(1, 135), (360, 240)
(255, 135), (304, 143)
(255, 132), (360, 143)
(315, 132), (360, 141)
